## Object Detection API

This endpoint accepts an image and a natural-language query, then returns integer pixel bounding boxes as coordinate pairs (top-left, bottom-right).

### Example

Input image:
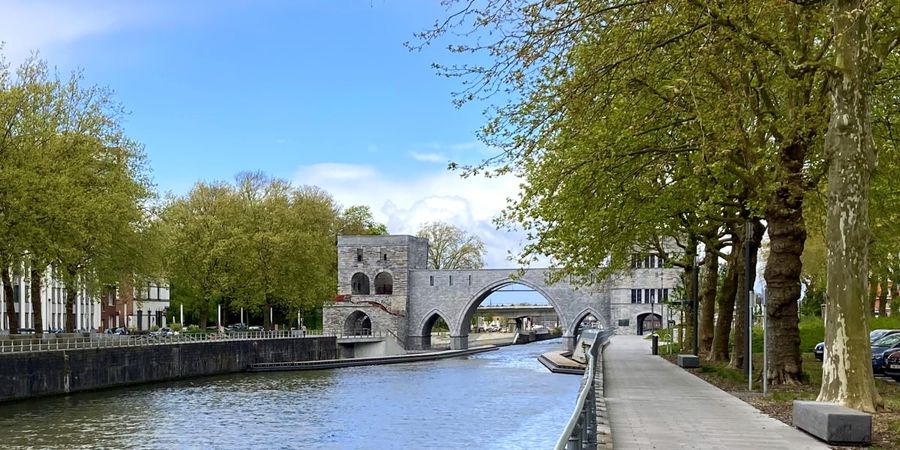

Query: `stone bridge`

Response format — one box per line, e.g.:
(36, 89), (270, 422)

(323, 235), (680, 351)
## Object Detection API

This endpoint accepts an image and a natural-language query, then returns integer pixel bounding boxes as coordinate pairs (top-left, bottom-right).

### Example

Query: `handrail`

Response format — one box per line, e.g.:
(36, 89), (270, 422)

(556, 329), (614, 450)
(0, 329), (334, 354)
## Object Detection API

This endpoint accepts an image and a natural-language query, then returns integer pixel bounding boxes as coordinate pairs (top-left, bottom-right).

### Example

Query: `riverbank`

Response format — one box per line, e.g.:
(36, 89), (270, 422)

(247, 345), (498, 372)
(0, 336), (336, 403)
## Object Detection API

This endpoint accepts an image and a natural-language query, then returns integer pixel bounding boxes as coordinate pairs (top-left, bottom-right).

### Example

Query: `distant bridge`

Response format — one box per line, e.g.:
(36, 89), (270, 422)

(324, 235), (680, 351)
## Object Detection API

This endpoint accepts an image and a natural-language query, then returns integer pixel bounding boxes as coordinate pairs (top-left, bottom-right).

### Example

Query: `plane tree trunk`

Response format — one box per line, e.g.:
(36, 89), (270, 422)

(30, 267), (43, 335)
(699, 246), (719, 355)
(817, 0), (880, 412)
(709, 228), (740, 362)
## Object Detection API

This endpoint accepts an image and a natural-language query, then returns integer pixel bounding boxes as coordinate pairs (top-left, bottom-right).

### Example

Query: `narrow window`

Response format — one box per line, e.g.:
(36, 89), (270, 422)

(356, 248), (363, 262)
(449, 276), (453, 286)
(383, 253), (388, 261)
(468, 275), (472, 285)
(662, 288), (669, 301)
(430, 276), (434, 286)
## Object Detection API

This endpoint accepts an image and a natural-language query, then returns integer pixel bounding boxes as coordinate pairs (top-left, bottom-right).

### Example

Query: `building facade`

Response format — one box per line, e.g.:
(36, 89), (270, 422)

(0, 267), (170, 333)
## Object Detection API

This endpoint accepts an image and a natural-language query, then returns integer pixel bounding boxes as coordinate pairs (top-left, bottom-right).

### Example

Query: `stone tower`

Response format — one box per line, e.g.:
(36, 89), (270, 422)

(328, 235), (428, 342)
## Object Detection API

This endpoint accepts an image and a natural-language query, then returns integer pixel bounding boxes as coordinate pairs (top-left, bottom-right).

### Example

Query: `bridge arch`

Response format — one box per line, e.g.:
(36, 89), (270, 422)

(571, 307), (603, 338)
(415, 308), (452, 350)
(344, 309), (372, 335)
(636, 311), (662, 335)
(453, 278), (569, 347)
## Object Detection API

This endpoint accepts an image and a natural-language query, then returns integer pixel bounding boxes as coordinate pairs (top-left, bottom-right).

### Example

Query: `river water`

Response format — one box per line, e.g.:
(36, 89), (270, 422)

(1, 338), (579, 449)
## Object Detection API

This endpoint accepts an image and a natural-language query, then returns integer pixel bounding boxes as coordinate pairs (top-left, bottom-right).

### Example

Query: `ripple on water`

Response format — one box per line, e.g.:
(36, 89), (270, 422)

(1, 339), (578, 449)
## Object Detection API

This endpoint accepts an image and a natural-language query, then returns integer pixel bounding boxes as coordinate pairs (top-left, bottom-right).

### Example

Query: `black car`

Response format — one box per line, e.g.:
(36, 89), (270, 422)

(815, 329), (900, 361)
(871, 333), (900, 373)
(884, 351), (900, 380)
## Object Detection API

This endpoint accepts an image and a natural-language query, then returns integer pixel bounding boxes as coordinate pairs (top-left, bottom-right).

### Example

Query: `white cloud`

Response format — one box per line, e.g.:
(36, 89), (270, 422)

(409, 151), (447, 163)
(294, 162), (541, 268)
(0, 1), (161, 63)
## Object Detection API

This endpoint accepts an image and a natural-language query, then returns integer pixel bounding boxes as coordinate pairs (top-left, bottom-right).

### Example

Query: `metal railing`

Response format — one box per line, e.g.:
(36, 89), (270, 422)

(0, 329), (365, 354)
(556, 329), (614, 450)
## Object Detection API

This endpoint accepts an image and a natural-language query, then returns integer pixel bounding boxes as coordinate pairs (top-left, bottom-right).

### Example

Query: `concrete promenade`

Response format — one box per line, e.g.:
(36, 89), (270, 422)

(604, 335), (828, 449)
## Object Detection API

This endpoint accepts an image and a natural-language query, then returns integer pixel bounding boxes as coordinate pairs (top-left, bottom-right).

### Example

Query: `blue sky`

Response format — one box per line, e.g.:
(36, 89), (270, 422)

(2, 0), (534, 269)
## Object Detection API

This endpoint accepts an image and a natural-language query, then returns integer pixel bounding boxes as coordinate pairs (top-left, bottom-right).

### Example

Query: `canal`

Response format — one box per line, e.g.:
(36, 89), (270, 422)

(1, 338), (579, 449)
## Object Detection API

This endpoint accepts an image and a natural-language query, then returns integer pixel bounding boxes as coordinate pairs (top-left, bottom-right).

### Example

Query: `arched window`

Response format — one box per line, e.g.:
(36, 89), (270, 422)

(374, 272), (393, 295)
(345, 310), (372, 335)
(351, 272), (370, 295)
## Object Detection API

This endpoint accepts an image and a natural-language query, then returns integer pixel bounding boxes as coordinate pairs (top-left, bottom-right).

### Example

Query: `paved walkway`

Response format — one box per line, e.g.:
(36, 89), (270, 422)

(604, 335), (829, 449)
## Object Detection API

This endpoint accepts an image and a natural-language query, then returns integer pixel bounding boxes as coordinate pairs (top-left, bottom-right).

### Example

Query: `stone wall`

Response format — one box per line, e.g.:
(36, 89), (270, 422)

(0, 337), (336, 403)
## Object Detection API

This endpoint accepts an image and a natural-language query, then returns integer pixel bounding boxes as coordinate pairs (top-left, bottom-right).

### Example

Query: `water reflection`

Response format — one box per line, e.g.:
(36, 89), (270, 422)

(0, 339), (578, 449)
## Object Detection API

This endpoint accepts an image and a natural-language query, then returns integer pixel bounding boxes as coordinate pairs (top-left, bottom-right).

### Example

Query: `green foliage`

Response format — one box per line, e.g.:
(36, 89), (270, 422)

(798, 316), (825, 353)
(338, 205), (387, 235)
(416, 221), (486, 269)
(161, 173), (341, 328)
(0, 55), (156, 333)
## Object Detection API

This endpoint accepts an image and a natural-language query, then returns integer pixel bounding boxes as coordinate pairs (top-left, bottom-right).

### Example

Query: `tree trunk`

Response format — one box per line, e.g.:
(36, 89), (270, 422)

(817, 0), (880, 412)
(683, 264), (697, 353)
(2, 268), (19, 334)
(65, 282), (77, 333)
(264, 293), (273, 330)
(764, 140), (808, 385)
(699, 246), (719, 355)
(730, 220), (764, 370)
(199, 301), (209, 330)
(30, 267), (43, 335)
(709, 229), (740, 362)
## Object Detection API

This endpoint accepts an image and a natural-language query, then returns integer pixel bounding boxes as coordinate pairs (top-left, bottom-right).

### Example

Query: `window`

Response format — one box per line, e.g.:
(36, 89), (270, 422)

(468, 275), (472, 285)
(356, 248), (363, 262)
(647, 289), (657, 304)
(631, 289), (643, 304)
(383, 253), (388, 261)
(374, 272), (393, 295)
(618, 319), (630, 327)
(449, 276), (453, 286)
(351, 272), (370, 295)
(429, 276), (434, 286)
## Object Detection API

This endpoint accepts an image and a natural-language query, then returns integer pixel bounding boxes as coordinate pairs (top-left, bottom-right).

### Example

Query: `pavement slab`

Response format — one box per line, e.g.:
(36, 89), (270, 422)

(604, 335), (829, 450)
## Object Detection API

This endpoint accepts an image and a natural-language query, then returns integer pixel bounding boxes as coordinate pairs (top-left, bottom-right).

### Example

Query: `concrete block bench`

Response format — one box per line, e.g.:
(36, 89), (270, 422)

(792, 401), (871, 445)
(677, 354), (699, 368)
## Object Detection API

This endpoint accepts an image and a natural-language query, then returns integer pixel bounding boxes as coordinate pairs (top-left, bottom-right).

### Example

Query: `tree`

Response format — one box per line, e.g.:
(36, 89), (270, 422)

(417, 0), (898, 387)
(338, 205), (387, 235)
(0, 56), (153, 334)
(416, 222), (485, 269)
(162, 182), (242, 329)
(817, 0), (898, 412)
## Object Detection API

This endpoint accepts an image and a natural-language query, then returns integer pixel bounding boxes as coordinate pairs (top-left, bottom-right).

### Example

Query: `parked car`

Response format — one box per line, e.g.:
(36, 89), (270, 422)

(248, 325), (264, 331)
(883, 350), (900, 381)
(871, 333), (900, 373)
(814, 329), (900, 361)
(226, 323), (249, 332)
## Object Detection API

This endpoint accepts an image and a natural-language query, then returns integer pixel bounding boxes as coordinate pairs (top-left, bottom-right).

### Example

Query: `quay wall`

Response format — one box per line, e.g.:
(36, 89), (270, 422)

(0, 337), (337, 403)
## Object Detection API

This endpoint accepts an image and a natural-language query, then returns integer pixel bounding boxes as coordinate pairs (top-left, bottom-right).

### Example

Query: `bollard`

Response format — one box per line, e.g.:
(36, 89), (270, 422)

(651, 334), (659, 355)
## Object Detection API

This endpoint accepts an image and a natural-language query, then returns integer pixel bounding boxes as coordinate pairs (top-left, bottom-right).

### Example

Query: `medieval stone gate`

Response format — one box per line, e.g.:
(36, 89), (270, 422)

(323, 235), (680, 350)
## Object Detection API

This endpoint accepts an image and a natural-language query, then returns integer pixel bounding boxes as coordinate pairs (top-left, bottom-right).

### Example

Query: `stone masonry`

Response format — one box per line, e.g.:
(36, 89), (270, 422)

(324, 235), (681, 350)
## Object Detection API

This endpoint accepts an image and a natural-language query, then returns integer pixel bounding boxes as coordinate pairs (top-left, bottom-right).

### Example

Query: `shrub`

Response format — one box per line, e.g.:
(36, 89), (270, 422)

(171, 323), (183, 332)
